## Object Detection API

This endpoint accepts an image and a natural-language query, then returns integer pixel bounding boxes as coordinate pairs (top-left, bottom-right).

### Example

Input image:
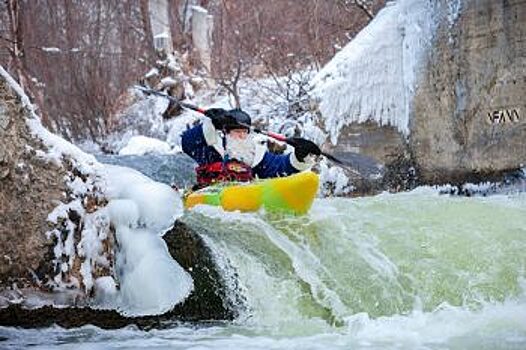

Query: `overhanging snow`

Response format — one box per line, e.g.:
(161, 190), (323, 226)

(310, 0), (438, 144)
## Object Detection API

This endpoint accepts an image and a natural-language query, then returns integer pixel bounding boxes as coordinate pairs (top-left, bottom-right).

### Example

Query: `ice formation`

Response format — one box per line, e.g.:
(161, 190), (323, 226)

(310, 0), (439, 144)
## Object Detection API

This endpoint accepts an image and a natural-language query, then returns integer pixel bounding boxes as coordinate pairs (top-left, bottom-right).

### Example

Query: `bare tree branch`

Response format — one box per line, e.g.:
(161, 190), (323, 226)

(337, 0), (374, 20)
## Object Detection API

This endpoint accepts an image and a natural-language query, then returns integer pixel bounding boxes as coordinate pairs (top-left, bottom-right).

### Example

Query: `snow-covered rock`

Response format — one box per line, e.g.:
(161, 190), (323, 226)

(0, 65), (192, 316)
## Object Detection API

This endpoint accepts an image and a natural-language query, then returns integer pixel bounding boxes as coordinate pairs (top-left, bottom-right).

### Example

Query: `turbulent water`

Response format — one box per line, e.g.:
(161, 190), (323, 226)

(1, 156), (525, 350)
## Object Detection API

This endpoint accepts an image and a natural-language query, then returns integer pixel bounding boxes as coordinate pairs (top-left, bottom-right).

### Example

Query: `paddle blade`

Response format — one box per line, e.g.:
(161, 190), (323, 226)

(321, 151), (362, 177)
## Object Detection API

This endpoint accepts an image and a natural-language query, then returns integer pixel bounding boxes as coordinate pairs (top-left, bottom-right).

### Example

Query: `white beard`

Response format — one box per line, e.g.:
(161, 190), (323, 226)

(225, 135), (256, 166)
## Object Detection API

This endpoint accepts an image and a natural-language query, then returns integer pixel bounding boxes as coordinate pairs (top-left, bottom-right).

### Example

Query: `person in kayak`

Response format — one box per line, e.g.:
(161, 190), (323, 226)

(181, 108), (321, 187)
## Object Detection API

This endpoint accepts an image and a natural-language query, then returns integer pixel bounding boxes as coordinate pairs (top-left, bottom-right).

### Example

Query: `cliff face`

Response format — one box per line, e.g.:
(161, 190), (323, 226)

(313, 0), (525, 191)
(411, 0), (526, 183)
(0, 72), (66, 288)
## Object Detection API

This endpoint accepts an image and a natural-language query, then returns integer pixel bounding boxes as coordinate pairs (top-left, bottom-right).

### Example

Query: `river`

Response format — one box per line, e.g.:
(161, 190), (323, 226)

(1, 155), (525, 349)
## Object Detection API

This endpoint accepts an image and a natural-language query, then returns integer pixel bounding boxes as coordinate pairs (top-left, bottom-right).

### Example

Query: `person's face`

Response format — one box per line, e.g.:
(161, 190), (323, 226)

(228, 128), (249, 140)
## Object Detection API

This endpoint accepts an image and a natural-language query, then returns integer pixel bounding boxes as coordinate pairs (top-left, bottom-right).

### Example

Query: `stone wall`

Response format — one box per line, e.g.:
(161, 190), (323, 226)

(323, 121), (411, 194)
(411, 0), (526, 184)
(321, 0), (525, 191)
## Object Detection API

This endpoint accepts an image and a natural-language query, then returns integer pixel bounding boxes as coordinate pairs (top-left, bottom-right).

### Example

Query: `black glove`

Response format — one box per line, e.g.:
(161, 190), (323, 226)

(287, 137), (321, 162)
(205, 108), (234, 130)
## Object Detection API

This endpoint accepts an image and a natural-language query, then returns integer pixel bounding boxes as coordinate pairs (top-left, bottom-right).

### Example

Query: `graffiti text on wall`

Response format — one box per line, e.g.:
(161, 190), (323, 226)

(487, 108), (521, 124)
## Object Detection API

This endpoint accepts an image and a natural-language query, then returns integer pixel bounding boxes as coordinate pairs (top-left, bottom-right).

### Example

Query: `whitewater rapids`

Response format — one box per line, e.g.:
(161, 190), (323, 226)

(2, 188), (525, 350)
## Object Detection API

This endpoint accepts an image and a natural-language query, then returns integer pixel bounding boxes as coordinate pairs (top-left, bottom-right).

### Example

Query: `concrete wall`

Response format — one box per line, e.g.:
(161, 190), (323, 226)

(411, 0), (526, 183)
(326, 0), (525, 190)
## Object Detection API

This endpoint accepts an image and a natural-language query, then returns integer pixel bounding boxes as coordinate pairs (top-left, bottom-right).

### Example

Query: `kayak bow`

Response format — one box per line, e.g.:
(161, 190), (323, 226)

(184, 171), (319, 215)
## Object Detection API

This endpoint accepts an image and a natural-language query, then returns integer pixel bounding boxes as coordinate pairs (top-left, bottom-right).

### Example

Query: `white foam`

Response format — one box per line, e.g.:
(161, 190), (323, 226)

(345, 299), (526, 347)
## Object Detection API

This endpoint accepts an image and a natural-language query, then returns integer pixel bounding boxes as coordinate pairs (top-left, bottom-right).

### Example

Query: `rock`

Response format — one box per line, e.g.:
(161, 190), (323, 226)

(0, 73), (64, 289)
(0, 105), (10, 130)
(0, 306), (143, 329)
(411, 0), (526, 185)
(163, 221), (245, 321)
(323, 121), (411, 195)
(0, 69), (243, 326)
(0, 221), (244, 329)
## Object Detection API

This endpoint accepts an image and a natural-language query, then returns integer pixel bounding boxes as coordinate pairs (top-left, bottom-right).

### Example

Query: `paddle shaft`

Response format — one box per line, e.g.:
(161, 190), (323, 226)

(135, 85), (359, 174)
(250, 126), (359, 174)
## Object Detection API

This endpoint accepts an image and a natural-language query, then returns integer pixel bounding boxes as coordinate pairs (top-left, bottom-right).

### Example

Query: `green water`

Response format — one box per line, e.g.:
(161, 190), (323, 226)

(1, 189), (525, 349)
(181, 189), (526, 342)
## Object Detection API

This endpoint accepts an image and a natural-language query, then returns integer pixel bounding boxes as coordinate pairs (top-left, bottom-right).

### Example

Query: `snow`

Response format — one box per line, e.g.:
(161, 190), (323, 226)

(103, 164), (184, 232)
(103, 88), (172, 153)
(310, 0), (438, 144)
(318, 159), (353, 196)
(154, 32), (170, 39)
(106, 199), (140, 229)
(165, 112), (200, 148)
(70, 163), (192, 315)
(161, 76), (178, 87)
(144, 68), (159, 78)
(447, 0), (463, 43)
(116, 227), (193, 316)
(102, 165), (192, 316)
(66, 176), (92, 197)
(77, 208), (112, 292)
(165, 54), (182, 73)
(119, 135), (174, 156)
(46, 199), (85, 225)
(41, 47), (61, 53)
(447, 0), (463, 28)
(93, 276), (118, 305)
(25, 106), (100, 173)
(191, 5), (208, 14)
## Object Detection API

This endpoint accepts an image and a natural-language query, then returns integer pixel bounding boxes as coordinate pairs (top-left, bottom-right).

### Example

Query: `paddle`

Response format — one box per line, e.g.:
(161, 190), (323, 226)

(134, 85), (361, 175)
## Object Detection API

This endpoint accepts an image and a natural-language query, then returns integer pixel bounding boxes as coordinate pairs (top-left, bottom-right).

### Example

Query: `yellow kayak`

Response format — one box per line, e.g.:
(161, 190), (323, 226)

(184, 171), (319, 215)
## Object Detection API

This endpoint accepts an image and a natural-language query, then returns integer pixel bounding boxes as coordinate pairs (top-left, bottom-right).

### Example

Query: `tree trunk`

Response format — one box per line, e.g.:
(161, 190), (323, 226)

(6, 0), (27, 90)
(140, 0), (156, 55)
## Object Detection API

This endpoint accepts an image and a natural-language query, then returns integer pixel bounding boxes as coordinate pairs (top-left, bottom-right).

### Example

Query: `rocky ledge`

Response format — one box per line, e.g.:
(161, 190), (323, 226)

(0, 221), (244, 329)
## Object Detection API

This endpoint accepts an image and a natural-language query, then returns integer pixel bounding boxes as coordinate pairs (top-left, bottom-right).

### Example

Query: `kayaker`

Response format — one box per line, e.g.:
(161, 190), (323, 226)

(181, 108), (321, 187)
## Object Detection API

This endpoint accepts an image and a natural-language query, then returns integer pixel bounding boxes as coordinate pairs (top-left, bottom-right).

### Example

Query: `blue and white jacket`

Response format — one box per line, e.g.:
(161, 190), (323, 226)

(181, 119), (312, 179)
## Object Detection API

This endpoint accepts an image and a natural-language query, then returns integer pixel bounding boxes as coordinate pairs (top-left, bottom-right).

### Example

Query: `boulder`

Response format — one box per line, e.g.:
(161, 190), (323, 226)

(0, 68), (243, 327)
(0, 71), (67, 290)
(0, 221), (244, 329)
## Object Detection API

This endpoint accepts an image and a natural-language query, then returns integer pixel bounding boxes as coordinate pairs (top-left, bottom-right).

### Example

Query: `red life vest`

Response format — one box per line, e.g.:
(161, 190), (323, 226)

(195, 161), (253, 187)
